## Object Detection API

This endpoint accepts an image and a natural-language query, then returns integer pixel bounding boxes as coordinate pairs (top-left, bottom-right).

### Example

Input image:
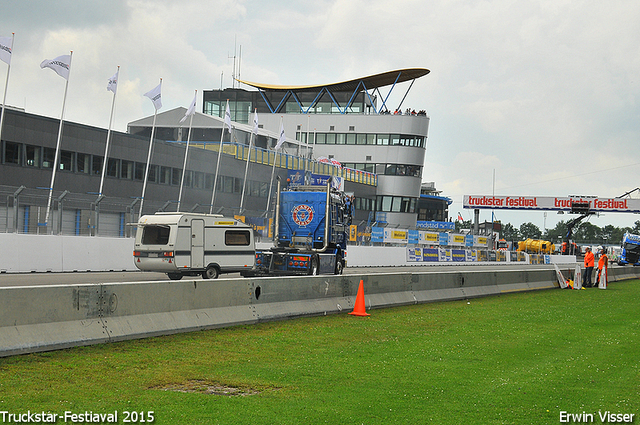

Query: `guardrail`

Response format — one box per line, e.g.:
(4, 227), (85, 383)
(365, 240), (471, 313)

(3, 266), (638, 357)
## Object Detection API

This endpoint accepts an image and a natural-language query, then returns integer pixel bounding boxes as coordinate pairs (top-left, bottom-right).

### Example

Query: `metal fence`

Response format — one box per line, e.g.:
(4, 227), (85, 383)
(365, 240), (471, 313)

(0, 184), (278, 238)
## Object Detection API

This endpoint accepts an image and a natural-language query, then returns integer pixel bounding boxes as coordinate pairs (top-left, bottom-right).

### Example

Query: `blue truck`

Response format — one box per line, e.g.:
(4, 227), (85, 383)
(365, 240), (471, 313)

(243, 178), (353, 276)
(617, 232), (640, 266)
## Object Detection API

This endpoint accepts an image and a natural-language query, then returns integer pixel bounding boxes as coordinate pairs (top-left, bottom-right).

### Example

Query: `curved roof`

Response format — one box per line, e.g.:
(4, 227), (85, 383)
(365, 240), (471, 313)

(237, 68), (430, 92)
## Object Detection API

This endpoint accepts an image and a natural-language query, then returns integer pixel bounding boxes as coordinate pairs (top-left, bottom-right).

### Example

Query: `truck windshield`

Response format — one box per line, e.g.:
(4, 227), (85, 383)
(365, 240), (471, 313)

(141, 225), (171, 245)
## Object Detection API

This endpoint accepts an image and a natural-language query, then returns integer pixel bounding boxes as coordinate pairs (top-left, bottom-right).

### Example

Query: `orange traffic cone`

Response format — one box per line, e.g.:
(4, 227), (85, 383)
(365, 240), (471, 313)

(349, 280), (370, 316)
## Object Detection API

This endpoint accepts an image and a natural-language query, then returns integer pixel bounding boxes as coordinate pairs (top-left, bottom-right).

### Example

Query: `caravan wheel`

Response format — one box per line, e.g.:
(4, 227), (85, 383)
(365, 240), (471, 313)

(202, 265), (220, 279)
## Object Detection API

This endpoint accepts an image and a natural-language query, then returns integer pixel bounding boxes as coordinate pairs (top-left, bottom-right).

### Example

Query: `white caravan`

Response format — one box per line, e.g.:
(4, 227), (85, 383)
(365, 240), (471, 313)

(133, 212), (255, 280)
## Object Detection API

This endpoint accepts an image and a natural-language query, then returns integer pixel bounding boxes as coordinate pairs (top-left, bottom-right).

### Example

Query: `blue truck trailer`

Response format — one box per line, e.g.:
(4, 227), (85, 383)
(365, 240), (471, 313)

(243, 178), (353, 276)
(618, 232), (640, 266)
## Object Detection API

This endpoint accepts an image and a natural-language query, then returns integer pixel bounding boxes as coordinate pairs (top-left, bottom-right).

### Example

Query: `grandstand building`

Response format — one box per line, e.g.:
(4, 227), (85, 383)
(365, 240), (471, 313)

(0, 68), (445, 237)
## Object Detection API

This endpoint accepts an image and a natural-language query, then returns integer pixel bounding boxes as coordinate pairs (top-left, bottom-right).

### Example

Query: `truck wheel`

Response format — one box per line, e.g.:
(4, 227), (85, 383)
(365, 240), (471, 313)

(309, 255), (319, 275)
(334, 255), (344, 275)
(167, 273), (183, 280)
(202, 265), (219, 279)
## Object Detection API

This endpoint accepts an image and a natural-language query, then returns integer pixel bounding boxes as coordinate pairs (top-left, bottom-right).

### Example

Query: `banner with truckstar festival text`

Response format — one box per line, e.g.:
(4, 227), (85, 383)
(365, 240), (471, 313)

(463, 195), (640, 213)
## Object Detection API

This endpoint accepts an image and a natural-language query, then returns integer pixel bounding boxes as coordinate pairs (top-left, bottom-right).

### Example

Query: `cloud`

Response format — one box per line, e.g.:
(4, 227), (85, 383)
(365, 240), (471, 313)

(2, 0), (640, 230)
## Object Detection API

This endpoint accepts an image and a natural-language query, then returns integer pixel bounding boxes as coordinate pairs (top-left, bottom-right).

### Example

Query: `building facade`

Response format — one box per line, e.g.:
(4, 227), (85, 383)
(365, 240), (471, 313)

(202, 68), (431, 227)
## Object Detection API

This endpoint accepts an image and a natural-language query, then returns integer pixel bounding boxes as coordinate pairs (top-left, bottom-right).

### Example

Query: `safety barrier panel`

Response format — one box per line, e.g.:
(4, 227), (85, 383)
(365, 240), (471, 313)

(3, 266), (639, 357)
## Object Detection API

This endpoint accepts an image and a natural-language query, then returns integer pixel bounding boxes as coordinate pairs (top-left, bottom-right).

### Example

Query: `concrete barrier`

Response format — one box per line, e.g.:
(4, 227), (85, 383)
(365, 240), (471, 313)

(0, 233), (135, 273)
(1, 266), (639, 357)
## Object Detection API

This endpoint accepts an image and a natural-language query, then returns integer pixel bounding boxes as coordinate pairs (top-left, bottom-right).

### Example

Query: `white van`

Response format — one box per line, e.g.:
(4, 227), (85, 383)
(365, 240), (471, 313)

(133, 212), (255, 280)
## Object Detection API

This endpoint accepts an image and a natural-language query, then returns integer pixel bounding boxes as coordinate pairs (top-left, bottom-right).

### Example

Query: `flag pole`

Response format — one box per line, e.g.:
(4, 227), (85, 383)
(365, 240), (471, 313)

(177, 89), (196, 212)
(266, 117), (284, 212)
(210, 99), (230, 213)
(44, 50), (73, 231)
(239, 108), (257, 214)
(0, 33), (14, 147)
(99, 65), (119, 196)
(139, 78), (162, 217)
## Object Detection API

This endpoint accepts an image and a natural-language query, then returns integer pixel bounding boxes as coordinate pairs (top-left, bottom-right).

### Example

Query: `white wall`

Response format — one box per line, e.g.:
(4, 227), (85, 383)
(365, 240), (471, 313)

(0, 234), (136, 273)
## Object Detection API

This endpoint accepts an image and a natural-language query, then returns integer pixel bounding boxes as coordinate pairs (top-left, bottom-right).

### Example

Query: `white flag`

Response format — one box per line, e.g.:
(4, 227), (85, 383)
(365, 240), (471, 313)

(143, 81), (162, 110)
(179, 92), (197, 123)
(40, 54), (71, 80)
(107, 69), (118, 94)
(252, 109), (259, 135)
(0, 36), (12, 65)
(224, 102), (232, 133)
(275, 120), (285, 150)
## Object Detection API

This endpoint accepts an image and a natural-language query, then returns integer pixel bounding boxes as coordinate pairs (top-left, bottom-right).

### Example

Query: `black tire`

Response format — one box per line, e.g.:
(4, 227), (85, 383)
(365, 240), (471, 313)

(202, 265), (220, 279)
(167, 272), (183, 280)
(334, 255), (344, 275)
(309, 255), (319, 276)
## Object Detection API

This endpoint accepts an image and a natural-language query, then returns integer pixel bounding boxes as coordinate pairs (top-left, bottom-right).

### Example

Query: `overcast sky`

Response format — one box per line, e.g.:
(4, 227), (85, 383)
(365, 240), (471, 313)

(2, 0), (640, 234)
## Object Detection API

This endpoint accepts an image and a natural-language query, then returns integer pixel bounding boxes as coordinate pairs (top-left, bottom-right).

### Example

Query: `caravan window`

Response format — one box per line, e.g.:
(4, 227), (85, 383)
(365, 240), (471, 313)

(141, 225), (171, 245)
(225, 230), (251, 246)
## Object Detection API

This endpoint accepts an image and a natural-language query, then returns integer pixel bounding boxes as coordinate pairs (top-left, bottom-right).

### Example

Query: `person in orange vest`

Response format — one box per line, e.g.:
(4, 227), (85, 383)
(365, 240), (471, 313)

(596, 247), (609, 287)
(583, 247), (595, 287)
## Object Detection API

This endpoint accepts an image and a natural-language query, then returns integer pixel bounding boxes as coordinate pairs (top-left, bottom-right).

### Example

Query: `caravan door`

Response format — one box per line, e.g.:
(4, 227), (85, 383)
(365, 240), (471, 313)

(191, 219), (205, 268)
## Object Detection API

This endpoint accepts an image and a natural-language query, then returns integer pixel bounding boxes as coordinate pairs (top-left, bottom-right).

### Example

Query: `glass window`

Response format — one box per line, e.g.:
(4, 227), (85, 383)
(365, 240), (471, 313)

(193, 172), (204, 189)
(316, 133), (326, 145)
(171, 168), (181, 186)
(223, 176), (234, 193)
(148, 164), (158, 183)
(134, 162), (145, 180)
(59, 150), (73, 171)
(377, 134), (389, 145)
(356, 134), (366, 145)
(107, 158), (119, 177)
(326, 133), (336, 144)
(205, 173), (214, 190)
(385, 164), (397, 175)
(225, 230), (251, 246)
(92, 155), (103, 175)
(250, 180), (259, 197)
(336, 134), (346, 145)
(25, 145), (40, 167)
(121, 160), (134, 179)
(346, 134), (356, 145)
(183, 170), (192, 187)
(42, 147), (55, 169)
(141, 225), (170, 245)
(4, 142), (22, 165)
(391, 197), (402, 212)
(77, 153), (90, 174)
(366, 134), (376, 145)
(391, 134), (401, 145)
(160, 166), (171, 184)
(379, 196), (392, 212)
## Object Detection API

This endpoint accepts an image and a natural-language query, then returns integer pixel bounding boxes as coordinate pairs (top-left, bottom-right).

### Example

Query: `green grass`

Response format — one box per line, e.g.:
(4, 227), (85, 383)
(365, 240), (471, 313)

(1, 281), (639, 424)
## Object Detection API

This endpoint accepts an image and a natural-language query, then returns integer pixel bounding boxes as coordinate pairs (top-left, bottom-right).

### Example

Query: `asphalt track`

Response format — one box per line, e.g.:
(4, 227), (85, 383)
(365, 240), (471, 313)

(0, 263), (563, 287)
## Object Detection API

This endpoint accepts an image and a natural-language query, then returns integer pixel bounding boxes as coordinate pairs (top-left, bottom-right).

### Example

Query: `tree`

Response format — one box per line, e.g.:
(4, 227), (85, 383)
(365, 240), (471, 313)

(544, 220), (568, 245)
(519, 222), (542, 239)
(574, 222), (599, 243)
(501, 222), (519, 242)
(455, 219), (472, 232)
